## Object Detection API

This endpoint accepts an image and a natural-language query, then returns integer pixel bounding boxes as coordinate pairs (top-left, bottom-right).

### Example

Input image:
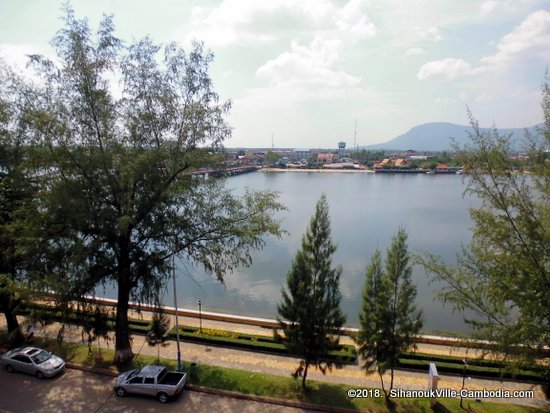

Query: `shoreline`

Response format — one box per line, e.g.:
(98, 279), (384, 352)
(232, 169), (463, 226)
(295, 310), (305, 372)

(87, 296), (532, 352)
(261, 167), (374, 173)
(259, 167), (462, 174)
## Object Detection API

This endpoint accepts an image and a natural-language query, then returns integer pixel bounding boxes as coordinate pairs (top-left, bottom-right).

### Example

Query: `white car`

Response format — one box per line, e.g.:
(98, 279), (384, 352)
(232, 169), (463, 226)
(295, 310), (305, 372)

(1, 346), (65, 379)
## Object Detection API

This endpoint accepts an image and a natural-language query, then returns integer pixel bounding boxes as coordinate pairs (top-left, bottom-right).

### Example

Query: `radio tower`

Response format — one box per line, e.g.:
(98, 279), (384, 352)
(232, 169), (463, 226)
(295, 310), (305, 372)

(354, 120), (357, 153)
(271, 133), (274, 150)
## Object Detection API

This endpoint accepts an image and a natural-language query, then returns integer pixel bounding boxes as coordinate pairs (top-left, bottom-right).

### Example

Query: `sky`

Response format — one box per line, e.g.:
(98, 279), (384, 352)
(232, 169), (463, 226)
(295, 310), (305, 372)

(1, 0), (549, 148)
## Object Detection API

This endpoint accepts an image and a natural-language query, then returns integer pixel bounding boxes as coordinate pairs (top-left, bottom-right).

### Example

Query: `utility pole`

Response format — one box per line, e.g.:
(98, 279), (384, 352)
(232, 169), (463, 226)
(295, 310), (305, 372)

(172, 248), (182, 371)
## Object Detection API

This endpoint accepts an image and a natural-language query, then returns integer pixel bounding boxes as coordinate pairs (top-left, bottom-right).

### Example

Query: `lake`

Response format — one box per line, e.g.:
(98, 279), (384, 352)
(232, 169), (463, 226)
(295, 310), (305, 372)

(163, 171), (481, 335)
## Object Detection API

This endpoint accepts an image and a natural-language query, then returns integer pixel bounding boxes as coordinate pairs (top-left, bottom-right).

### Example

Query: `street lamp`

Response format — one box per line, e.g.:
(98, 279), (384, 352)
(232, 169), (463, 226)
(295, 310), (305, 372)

(460, 359), (469, 408)
(198, 300), (202, 334)
(172, 250), (182, 372)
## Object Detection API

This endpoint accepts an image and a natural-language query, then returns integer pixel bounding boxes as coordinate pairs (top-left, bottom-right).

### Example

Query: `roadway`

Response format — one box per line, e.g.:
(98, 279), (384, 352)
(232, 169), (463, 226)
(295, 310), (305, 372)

(0, 368), (317, 413)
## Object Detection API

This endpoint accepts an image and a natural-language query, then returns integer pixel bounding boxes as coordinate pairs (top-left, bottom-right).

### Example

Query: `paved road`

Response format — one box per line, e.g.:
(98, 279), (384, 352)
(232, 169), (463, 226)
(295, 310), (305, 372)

(2, 318), (548, 408)
(0, 368), (317, 413)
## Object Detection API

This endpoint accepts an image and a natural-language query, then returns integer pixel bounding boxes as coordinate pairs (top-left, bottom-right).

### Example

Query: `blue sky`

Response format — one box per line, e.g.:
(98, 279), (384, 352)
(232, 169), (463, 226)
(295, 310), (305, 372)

(1, 0), (549, 148)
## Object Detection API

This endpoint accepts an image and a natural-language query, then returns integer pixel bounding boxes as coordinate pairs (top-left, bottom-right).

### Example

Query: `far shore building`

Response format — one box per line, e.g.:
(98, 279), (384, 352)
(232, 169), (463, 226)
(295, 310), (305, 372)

(291, 149), (313, 161)
(373, 158), (411, 170)
(317, 153), (336, 164)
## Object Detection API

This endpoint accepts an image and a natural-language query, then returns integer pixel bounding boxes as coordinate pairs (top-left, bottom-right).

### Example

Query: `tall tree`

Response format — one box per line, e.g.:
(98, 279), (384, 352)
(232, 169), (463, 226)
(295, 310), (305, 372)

(0, 63), (40, 344)
(277, 194), (346, 389)
(356, 228), (422, 399)
(418, 78), (550, 367)
(19, 7), (284, 365)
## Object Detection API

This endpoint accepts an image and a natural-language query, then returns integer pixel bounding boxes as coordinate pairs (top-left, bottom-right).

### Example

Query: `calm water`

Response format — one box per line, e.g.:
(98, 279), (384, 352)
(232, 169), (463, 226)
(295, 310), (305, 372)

(165, 171), (480, 335)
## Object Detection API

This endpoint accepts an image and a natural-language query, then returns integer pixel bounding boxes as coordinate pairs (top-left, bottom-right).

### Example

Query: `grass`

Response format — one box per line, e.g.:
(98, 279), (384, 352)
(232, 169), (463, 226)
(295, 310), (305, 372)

(398, 357), (542, 382)
(2, 332), (547, 413)
(15, 304), (547, 382)
(16, 303), (358, 363)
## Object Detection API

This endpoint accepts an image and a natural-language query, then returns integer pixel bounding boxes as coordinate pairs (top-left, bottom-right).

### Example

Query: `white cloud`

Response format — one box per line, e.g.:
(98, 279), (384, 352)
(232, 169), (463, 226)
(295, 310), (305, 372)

(435, 96), (455, 105)
(413, 26), (442, 42)
(186, 2), (275, 47)
(418, 9), (550, 82)
(476, 92), (494, 102)
(336, 0), (377, 41)
(404, 47), (426, 58)
(482, 9), (550, 67)
(459, 92), (469, 100)
(0, 44), (57, 85)
(480, 0), (538, 15)
(256, 37), (361, 89)
(186, 0), (376, 47)
(0, 44), (41, 73)
(417, 58), (484, 80)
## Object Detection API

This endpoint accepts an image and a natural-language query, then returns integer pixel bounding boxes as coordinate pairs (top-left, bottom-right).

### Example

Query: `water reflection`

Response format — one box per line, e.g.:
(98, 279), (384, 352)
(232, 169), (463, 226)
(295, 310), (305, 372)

(100, 172), (482, 335)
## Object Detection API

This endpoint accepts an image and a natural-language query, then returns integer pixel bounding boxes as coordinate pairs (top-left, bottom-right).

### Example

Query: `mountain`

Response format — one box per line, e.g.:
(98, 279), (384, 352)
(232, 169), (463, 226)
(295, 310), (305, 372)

(365, 122), (541, 151)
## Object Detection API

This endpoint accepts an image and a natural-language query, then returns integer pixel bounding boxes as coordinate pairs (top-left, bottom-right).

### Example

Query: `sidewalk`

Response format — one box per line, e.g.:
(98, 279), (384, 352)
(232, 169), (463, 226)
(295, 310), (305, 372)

(3, 314), (549, 409)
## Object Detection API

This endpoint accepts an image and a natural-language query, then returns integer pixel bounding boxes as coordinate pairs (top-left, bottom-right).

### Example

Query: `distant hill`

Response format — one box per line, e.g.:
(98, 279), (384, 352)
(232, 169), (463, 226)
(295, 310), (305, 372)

(365, 122), (541, 151)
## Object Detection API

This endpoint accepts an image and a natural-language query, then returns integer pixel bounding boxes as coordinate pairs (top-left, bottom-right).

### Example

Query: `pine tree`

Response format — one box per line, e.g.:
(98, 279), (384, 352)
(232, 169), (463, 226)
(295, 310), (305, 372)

(81, 305), (111, 358)
(357, 228), (423, 399)
(418, 77), (550, 394)
(146, 310), (170, 363)
(277, 194), (346, 389)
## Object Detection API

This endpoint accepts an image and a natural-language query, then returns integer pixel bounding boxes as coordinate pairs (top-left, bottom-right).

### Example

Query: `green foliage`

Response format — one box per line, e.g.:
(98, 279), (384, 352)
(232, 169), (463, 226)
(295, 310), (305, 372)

(2, 333), (543, 413)
(169, 325), (357, 363)
(8, 6), (284, 365)
(146, 310), (170, 362)
(81, 305), (111, 356)
(265, 151), (280, 166)
(418, 76), (550, 393)
(354, 149), (386, 166)
(0, 63), (43, 338)
(418, 79), (550, 367)
(356, 228), (423, 398)
(277, 194), (346, 388)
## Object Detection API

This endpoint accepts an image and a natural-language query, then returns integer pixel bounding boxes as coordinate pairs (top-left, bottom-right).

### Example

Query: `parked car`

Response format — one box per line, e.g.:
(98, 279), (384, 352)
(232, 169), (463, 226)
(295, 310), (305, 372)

(1, 346), (65, 379)
(114, 365), (187, 403)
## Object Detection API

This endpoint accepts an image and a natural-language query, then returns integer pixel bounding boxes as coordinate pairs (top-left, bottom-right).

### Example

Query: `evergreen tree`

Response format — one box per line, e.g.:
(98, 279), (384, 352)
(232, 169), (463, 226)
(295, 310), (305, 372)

(11, 7), (284, 365)
(418, 77), (550, 389)
(82, 305), (111, 357)
(0, 63), (41, 345)
(357, 228), (423, 399)
(277, 194), (346, 389)
(146, 310), (170, 363)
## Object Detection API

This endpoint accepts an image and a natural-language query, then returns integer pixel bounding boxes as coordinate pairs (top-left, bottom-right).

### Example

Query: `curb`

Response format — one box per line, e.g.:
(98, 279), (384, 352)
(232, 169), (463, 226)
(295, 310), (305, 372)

(66, 362), (118, 377)
(187, 384), (360, 413)
(64, 363), (359, 413)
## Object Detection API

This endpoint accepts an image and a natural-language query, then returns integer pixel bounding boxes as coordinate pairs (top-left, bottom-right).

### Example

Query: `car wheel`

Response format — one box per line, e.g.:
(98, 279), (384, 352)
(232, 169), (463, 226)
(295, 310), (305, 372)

(5, 365), (14, 373)
(115, 387), (126, 397)
(157, 392), (169, 403)
(35, 371), (44, 379)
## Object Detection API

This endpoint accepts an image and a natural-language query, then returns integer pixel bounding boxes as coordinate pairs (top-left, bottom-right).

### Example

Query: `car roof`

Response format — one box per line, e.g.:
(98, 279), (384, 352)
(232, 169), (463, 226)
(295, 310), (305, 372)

(22, 347), (41, 355)
(139, 365), (165, 377)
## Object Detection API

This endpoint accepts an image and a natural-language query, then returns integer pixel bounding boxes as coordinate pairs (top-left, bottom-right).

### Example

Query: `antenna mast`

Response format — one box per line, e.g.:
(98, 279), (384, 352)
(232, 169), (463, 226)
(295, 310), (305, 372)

(354, 120), (357, 153)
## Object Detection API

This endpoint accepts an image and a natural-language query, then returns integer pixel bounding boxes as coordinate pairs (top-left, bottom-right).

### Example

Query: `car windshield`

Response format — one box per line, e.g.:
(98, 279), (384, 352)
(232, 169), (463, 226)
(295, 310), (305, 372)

(127, 369), (140, 379)
(31, 350), (51, 364)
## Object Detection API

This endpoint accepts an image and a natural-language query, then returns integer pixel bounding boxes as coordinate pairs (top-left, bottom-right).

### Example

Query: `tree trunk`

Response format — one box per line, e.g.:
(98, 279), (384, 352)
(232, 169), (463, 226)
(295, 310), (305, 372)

(390, 367), (395, 393)
(302, 362), (309, 389)
(378, 369), (388, 399)
(113, 268), (134, 366)
(3, 305), (19, 334)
